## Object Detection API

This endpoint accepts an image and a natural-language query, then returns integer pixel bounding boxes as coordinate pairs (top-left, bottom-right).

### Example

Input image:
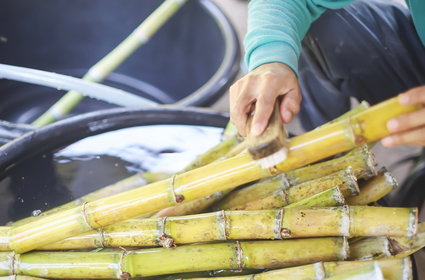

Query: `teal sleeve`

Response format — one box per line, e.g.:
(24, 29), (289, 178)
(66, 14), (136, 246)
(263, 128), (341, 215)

(244, 0), (354, 74)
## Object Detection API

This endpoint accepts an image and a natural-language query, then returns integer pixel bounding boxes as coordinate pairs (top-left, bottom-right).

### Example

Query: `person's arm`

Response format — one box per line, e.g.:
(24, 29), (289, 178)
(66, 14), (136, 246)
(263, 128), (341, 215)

(382, 85), (425, 146)
(230, 0), (353, 136)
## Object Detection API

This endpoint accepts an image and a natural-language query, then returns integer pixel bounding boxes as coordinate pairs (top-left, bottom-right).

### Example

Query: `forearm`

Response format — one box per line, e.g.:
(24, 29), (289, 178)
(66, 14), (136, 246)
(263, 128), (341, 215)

(244, 0), (354, 74)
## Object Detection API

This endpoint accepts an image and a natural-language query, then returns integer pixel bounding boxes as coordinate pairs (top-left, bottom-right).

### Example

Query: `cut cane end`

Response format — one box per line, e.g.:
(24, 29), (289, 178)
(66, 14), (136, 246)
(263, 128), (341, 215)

(255, 148), (288, 169)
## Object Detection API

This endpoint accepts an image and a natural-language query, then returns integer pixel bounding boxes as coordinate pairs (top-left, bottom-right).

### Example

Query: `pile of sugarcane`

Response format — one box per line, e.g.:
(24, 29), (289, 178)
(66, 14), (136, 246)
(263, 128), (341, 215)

(1, 97), (424, 280)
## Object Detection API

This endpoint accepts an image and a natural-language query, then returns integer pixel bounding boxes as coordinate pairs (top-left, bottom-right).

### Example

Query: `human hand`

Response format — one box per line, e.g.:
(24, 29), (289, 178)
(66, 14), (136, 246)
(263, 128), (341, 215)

(381, 85), (425, 147)
(229, 62), (301, 137)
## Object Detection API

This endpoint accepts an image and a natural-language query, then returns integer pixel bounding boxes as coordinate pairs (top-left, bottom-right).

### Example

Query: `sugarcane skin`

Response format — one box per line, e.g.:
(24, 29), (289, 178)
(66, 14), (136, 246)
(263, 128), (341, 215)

(0, 238), (347, 278)
(10, 96), (418, 253)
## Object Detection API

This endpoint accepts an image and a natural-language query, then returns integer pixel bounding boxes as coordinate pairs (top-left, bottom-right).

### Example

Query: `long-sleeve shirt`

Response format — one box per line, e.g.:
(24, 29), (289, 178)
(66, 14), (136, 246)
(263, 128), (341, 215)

(244, 0), (425, 74)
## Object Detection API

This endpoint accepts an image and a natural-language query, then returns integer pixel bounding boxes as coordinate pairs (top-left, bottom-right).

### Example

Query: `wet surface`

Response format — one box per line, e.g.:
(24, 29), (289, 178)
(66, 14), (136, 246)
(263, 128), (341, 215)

(0, 125), (222, 224)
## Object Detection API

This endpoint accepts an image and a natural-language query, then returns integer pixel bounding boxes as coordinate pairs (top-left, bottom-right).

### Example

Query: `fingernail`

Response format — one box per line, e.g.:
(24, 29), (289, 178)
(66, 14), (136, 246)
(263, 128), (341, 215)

(251, 123), (263, 136)
(381, 137), (394, 147)
(283, 111), (292, 122)
(399, 94), (410, 105)
(387, 119), (399, 132)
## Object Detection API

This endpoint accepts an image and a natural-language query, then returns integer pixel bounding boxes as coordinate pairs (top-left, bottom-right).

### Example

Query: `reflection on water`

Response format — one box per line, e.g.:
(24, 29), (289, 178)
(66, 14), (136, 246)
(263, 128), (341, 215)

(0, 125), (222, 224)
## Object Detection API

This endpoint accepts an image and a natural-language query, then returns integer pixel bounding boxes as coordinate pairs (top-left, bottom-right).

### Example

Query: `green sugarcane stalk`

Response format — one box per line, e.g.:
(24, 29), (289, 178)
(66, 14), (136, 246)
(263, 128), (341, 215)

(32, 0), (187, 126)
(0, 238), (348, 278)
(214, 168), (359, 211)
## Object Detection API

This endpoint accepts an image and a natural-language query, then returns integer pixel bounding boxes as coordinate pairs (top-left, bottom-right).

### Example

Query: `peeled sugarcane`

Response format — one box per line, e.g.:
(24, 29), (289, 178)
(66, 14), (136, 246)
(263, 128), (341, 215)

(0, 238), (348, 278)
(8, 96), (420, 253)
(1, 205), (414, 251)
(0, 187), (344, 251)
(347, 167), (397, 205)
(32, 0), (187, 126)
(181, 258), (411, 280)
(214, 168), (358, 211)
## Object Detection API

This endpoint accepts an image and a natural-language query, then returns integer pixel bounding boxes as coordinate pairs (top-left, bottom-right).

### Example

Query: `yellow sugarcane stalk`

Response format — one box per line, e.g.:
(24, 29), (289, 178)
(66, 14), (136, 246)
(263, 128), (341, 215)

(184, 257), (411, 280)
(8, 96), (419, 253)
(389, 222), (425, 258)
(325, 263), (384, 280)
(1, 205), (414, 251)
(0, 238), (348, 278)
(215, 168), (358, 211)
(325, 258), (412, 280)
(284, 145), (376, 186)
(347, 167), (397, 205)
(349, 237), (393, 260)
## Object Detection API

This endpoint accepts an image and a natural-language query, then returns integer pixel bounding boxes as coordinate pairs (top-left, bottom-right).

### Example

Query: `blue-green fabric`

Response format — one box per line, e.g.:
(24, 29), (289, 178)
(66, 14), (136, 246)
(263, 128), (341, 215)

(245, 0), (424, 74)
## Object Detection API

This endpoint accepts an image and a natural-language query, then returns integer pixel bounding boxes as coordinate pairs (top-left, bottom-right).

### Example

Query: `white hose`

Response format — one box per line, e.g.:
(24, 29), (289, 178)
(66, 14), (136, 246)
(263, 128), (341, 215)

(0, 63), (158, 107)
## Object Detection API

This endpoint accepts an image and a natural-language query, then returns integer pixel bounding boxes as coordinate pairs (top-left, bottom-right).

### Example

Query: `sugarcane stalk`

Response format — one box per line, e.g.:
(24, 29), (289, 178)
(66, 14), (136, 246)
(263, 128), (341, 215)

(0, 228), (9, 252)
(285, 145), (376, 186)
(0, 277), (47, 280)
(349, 237), (393, 260)
(347, 167), (397, 205)
(390, 222), (425, 257)
(32, 0), (187, 127)
(0, 238), (348, 278)
(2, 187), (345, 250)
(3, 206), (413, 251)
(181, 258), (411, 280)
(214, 144), (375, 211)
(325, 263), (384, 280)
(9, 96), (419, 253)
(325, 258), (412, 280)
(215, 168), (358, 211)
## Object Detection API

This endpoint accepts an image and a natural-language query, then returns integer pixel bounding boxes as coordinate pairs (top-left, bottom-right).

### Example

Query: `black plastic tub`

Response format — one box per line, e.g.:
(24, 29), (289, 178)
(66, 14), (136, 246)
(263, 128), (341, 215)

(0, 0), (240, 123)
(0, 107), (229, 224)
